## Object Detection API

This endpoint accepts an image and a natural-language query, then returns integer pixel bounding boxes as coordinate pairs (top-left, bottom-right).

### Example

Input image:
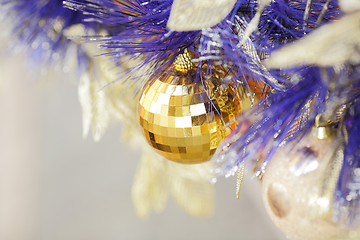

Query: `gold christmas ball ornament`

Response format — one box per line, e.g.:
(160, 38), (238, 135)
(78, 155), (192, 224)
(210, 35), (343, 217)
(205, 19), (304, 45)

(138, 50), (252, 164)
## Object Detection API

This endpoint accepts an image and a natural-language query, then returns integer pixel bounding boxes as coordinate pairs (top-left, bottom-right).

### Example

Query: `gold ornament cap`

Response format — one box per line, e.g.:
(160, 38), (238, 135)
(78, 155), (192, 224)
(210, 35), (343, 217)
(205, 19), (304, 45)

(311, 114), (335, 140)
(173, 49), (194, 73)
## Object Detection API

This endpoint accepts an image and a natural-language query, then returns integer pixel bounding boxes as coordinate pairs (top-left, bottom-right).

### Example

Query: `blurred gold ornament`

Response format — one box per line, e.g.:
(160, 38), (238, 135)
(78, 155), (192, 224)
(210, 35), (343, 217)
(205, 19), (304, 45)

(138, 50), (250, 164)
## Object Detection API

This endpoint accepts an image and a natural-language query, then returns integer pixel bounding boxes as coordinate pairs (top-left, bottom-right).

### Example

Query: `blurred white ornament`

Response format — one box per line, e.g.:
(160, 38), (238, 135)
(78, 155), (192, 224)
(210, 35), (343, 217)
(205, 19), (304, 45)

(339, 0), (360, 13)
(261, 121), (359, 240)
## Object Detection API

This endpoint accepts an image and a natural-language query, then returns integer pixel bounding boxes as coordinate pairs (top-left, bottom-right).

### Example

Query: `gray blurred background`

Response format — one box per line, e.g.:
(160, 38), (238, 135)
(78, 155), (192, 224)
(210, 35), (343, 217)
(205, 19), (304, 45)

(0, 50), (287, 240)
